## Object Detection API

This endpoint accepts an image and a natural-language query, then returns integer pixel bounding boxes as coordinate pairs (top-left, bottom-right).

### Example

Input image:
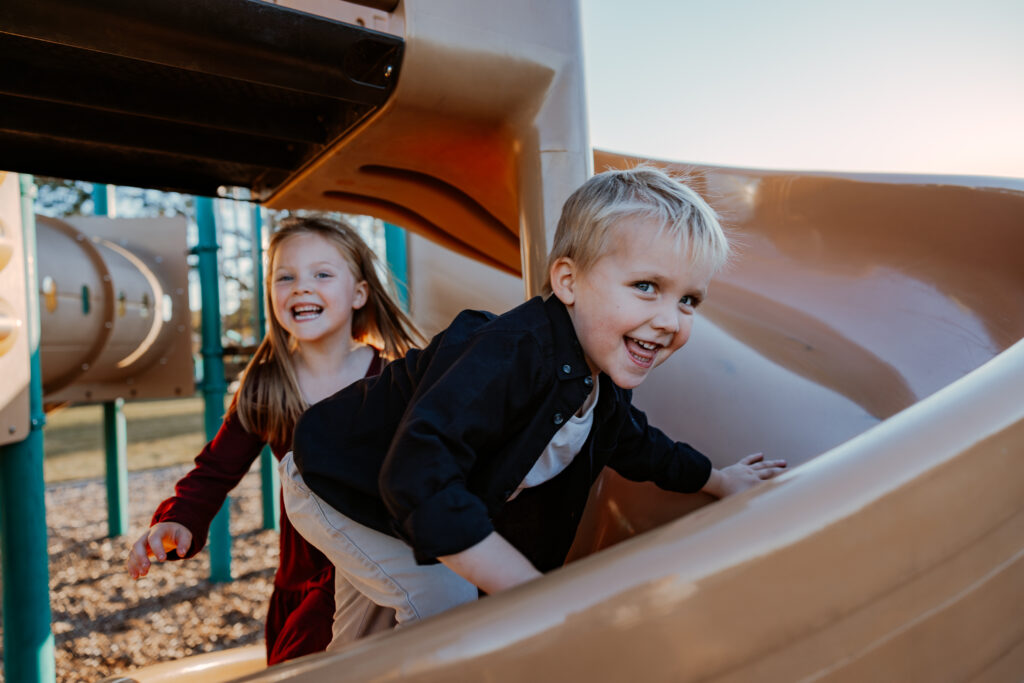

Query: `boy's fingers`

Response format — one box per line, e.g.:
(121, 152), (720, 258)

(740, 452), (764, 465)
(752, 458), (787, 470)
(759, 465), (787, 479)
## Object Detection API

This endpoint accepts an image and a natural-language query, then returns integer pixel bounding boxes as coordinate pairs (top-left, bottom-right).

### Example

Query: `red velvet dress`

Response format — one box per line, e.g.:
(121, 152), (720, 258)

(151, 351), (382, 664)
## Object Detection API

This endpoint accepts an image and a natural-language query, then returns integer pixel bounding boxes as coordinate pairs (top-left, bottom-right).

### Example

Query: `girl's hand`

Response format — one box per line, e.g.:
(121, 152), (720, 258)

(126, 522), (193, 580)
(702, 453), (787, 498)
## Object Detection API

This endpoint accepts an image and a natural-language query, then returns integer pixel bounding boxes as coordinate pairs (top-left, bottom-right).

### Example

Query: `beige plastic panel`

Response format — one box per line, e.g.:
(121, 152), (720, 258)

(404, 231), (521, 338)
(0, 171), (31, 445)
(105, 644), (265, 683)
(267, 0), (592, 297)
(35, 215), (194, 404)
(565, 151), (1024, 552)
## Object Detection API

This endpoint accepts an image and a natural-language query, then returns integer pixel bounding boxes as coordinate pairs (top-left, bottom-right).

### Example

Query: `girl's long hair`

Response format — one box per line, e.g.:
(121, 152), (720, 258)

(233, 215), (425, 446)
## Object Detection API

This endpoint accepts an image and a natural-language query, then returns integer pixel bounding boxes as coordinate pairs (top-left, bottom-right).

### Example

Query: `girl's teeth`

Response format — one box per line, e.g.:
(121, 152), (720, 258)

(293, 305), (322, 320)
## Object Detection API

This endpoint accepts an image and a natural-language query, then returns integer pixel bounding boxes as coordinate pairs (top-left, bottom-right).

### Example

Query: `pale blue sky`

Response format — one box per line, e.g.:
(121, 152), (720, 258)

(581, 0), (1024, 178)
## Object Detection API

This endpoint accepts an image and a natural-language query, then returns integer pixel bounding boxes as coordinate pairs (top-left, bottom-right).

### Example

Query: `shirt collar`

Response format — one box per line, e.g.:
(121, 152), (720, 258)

(542, 295), (591, 382)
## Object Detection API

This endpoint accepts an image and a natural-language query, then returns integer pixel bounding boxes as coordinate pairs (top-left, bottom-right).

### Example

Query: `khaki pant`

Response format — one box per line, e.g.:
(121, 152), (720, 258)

(279, 452), (478, 650)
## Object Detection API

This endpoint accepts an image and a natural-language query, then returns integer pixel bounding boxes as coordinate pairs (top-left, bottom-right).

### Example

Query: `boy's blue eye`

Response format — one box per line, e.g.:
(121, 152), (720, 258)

(634, 282), (654, 293)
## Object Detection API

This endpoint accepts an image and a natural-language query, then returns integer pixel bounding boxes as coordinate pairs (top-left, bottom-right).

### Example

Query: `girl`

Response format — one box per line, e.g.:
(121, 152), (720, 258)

(126, 215), (423, 664)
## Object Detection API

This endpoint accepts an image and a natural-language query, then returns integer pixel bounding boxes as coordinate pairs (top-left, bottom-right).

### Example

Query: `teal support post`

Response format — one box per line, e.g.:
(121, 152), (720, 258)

(0, 175), (57, 683)
(91, 182), (112, 216)
(194, 196), (231, 582)
(383, 222), (409, 310)
(93, 183), (128, 537)
(103, 399), (128, 536)
(251, 205), (279, 531)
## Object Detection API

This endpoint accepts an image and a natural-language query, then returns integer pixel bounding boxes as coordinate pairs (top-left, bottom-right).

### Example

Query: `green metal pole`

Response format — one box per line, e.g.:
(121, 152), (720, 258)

(91, 182), (111, 216)
(103, 398), (128, 536)
(0, 175), (56, 683)
(383, 222), (409, 311)
(93, 183), (128, 537)
(194, 196), (231, 582)
(251, 205), (279, 531)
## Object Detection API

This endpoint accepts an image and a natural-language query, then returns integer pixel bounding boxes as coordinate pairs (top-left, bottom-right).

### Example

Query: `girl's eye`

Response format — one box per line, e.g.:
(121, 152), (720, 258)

(316, 271), (332, 279)
(634, 282), (654, 293)
(276, 274), (293, 282)
(680, 295), (700, 308)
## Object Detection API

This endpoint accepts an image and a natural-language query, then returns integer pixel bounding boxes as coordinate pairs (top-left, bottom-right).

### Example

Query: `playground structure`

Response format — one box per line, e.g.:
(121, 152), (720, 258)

(34, 214), (192, 405)
(1, 0), (1023, 681)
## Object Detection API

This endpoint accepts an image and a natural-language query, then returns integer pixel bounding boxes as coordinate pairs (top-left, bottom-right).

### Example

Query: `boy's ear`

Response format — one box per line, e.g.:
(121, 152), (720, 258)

(549, 257), (578, 306)
(352, 280), (369, 310)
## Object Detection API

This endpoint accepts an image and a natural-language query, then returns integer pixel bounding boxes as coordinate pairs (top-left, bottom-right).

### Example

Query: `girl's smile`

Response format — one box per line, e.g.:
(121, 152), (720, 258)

(270, 233), (368, 348)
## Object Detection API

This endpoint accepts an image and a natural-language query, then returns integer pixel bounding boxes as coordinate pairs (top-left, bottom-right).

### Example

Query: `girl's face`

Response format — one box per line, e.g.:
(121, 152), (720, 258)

(270, 232), (368, 347)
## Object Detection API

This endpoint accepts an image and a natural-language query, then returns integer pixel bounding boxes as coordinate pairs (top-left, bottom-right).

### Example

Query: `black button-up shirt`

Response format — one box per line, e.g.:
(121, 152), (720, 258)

(294, 295), (711, 565)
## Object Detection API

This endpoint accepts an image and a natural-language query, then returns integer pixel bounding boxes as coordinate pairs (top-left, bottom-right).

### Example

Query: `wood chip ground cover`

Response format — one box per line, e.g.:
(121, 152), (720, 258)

(0, 464), (277, 682)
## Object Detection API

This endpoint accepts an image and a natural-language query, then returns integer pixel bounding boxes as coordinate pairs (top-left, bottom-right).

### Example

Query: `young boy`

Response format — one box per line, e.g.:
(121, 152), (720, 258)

(281, 165), (787, 648)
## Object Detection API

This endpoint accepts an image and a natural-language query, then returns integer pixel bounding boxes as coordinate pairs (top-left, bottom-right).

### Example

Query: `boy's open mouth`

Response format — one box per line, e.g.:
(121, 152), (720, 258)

(626, 337), (659, 366)
(292, 304), (323, 321)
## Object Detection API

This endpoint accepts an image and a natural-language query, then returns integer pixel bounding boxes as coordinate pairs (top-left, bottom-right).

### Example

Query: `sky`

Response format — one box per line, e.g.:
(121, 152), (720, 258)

(580, 0), (1024, 179)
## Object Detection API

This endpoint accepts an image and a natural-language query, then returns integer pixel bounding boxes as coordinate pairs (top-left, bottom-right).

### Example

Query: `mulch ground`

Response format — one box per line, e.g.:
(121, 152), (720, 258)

(1, 464), (278, 682)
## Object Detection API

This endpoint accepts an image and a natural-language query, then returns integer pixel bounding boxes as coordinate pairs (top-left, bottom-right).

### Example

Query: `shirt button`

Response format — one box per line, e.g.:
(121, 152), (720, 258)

(553, 412), (565, 425)
(561, 363), (572, 374)
(583, 376), (593, 387)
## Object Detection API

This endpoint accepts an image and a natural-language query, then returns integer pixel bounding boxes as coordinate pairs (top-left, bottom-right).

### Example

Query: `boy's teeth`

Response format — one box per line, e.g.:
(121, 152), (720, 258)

(632, 338), (657, 350)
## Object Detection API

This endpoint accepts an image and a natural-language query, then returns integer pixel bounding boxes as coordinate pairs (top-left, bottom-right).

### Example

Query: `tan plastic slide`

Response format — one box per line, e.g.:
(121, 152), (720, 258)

(112, 151), (1024, 682)
(91, 0), (1023, 679)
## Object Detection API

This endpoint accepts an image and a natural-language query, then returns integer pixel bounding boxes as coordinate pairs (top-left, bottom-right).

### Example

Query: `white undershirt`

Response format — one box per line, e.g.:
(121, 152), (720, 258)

(508, 378), (600, 501)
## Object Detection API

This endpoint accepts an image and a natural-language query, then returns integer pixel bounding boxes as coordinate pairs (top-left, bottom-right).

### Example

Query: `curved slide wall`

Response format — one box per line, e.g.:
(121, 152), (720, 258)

(569, 151), (1024, 555)
(230, 157), (1022, 683)
(119, 157), (1024, 682)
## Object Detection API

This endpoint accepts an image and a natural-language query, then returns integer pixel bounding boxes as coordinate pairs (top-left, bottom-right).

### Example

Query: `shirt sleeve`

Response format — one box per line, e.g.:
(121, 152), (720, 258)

(379, 326), (545, 564)
(150, 398), (265, 558)
(607, 401), (712, 494)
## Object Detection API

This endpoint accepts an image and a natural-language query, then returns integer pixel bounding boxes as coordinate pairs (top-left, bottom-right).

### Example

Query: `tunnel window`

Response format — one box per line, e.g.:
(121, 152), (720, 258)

(162, 293), (173, 322)
(140, 293), (151, 318)
(117, 291), (126, 317)
(41, 276), (57, 313)
(81, 285), (90, 314)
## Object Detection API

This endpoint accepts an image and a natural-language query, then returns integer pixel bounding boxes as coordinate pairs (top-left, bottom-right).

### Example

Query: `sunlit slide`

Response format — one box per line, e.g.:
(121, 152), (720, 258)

(109, 146), (1024, 682)
(9, 0), (1017, 679)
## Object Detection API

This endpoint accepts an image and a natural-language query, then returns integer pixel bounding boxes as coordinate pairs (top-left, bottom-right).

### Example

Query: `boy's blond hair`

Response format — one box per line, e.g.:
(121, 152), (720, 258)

(543, 164), (729, 294)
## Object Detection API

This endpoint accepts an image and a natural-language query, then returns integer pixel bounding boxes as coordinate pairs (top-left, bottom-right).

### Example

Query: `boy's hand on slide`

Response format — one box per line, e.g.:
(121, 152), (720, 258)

(126, 522), (192, 579)
(704, 453), (787, 498)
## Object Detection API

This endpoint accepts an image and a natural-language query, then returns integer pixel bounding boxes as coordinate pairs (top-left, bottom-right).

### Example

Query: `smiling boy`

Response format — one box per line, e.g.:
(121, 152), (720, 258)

(281, 165), (787, 647)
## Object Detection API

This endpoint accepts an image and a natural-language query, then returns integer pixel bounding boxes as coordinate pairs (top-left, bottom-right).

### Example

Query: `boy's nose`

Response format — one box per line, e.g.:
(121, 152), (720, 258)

(651, 308), (680, 334)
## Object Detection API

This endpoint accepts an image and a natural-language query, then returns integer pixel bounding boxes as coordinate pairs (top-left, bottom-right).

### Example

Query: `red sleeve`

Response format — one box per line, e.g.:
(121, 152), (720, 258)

(150, 400), (265, 558)
(153, 347), (382, 561)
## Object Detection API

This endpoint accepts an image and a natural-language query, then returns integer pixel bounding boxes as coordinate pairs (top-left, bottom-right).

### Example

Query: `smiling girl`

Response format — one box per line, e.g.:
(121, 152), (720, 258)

(126, 216), (422, 664)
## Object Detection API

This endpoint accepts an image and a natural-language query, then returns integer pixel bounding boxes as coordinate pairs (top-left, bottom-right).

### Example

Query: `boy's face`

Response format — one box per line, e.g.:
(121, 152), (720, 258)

(550, 216), (713, 389)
